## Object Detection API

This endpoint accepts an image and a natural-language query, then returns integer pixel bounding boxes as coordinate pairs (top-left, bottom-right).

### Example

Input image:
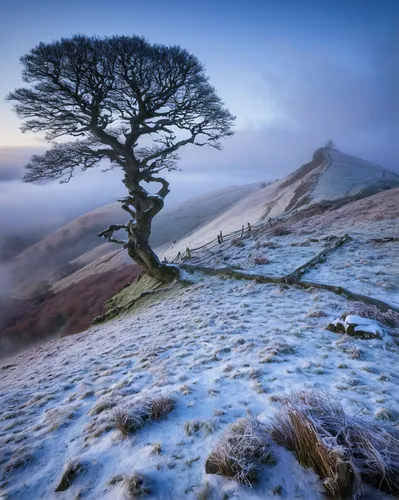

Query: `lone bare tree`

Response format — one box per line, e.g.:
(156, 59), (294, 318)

(7, 35), (235, 282)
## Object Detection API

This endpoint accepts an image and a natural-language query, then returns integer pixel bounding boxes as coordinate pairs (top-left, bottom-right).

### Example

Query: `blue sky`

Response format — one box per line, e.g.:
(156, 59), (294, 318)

(0, 0), (398, 231)
(1, 0), (397, 146)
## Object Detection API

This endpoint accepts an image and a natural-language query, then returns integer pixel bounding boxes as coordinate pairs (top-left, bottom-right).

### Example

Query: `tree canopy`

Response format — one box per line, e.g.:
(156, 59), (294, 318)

(8, 34), (235, 281)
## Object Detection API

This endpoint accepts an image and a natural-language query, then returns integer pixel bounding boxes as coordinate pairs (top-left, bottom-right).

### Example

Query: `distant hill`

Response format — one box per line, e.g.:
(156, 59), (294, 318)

(160, 147), (399, 258)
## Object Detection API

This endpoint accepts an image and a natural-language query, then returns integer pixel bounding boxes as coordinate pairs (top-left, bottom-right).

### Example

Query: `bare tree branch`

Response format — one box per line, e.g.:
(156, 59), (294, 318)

(8, 34), (235, 282)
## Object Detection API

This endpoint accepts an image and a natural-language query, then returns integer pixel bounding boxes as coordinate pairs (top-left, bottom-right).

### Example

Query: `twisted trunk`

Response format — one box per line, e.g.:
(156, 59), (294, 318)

(125, 223), (178, 283)
(122, 169), (179, 283)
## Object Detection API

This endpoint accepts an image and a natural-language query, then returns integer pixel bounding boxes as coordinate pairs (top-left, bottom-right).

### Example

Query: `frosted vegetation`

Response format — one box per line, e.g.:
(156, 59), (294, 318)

(1, 216), (398, 499)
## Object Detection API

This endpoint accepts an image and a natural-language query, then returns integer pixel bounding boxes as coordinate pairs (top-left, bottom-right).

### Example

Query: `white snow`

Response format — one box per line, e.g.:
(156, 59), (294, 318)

(1, 220), (398, 500)
(311, 149), (399, 203)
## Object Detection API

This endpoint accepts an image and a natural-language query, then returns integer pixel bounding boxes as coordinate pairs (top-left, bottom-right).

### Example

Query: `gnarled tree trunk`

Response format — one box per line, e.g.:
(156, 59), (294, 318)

(111, 171), (179, 283)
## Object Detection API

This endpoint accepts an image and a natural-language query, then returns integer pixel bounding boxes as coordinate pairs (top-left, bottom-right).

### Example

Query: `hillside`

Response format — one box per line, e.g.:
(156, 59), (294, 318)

(28, 147), (398, 293)
(11, 147), (398, 296)
(2, 147), (397, 357)
(1, 189), (398, 499)
(161, 147), (399, 259)
(0, 265), (141, 358)
(10, 183), (262, 295)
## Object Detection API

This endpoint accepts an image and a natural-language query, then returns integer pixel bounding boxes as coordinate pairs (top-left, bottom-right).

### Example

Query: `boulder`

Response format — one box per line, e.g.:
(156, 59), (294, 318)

(205, 457), (220, 475)
(327, 315), (383, 339)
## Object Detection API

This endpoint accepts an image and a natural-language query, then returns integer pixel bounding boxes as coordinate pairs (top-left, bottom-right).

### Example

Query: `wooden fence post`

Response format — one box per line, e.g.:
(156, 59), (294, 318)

(241, 225), (244, 238)
(186, 247), (191, 259)
(247, 222), (252, 234)
(219, 230), (223, 243)
(217, 234), (221, 244)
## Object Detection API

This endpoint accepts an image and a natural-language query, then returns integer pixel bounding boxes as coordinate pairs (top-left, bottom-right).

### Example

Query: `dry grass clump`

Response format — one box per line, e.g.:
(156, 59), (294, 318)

(55, 459), (86, 492)
(344, 345), (363, 360)
(271, 390), (399, 498)
(180, 384), (190, 395)
(149, 395), (175, 421)
(350, 302), (399, 328)
(254, 256), (270, 265)
(112, 395), (175, 437)
(337, 337), (363, 360)
(205, 416), (274, 486)
(259, 340), (295, 363)
(196, 482), (211, 500)
(90, 398), (117, 416)
(307, 309), (327, 318)
(4, 448), (35, 473)
(124, 472), (149, 497)
(184, 419), (215, 436)
(112, 408), (144, 437)
(231, 238), (245, 248)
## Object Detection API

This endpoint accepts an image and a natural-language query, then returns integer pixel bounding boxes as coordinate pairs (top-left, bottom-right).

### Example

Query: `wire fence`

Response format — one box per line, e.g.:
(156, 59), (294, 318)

(163, 148), (339, 265)
(167, 150), (335, 264)
(167, 210), (295, 264)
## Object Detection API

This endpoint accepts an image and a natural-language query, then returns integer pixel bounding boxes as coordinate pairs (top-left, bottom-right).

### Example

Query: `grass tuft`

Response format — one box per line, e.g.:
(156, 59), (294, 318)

(196, 482), (211, 500)
(271, 390), (399, 498)
(205, 416), (274, 486)
(124, 472), (149, 497)
(55, 459), (86, 492)
(112, 395), (175, 437)
(149, 395), (176, 421)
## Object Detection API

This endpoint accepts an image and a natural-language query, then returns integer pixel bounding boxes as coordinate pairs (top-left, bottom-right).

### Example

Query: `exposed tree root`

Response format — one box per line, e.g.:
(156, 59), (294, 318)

(284, 233), (351, 281)
(368, 237), (399, 244)
(291, 280), (399, 313)
(180, 264), (399, 313)
(181, 264), (281, 284)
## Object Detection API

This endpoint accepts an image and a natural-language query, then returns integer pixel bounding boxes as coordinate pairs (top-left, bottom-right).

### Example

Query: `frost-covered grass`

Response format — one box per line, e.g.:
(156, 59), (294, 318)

(271, 390), (399, 498)
(1, 224), (398, 499)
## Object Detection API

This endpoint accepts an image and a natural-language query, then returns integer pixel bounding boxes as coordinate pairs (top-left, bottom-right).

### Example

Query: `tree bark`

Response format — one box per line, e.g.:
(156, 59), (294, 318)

(126, 235), (179, 283)
(121, 171), (179, 283)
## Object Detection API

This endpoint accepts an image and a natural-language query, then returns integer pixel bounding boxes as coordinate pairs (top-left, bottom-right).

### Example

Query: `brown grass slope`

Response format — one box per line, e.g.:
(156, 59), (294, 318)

(0, 264), (140, 358)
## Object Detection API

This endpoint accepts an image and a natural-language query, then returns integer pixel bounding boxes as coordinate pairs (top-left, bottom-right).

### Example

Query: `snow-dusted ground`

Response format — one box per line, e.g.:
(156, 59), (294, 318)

(1, 218), (398, 499)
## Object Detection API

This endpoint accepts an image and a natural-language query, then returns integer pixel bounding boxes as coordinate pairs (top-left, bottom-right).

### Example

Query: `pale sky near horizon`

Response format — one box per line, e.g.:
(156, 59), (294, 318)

(0, 0), (398, 232)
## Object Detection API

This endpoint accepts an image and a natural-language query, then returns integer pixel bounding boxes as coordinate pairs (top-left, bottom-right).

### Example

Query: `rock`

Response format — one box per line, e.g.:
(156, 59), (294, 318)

(345, 315), (383, 339)
(205, 457), (220, 475)
(55, 460), (85, 492)
(327, 315), (383, 339)
(326, 319), (346, 333)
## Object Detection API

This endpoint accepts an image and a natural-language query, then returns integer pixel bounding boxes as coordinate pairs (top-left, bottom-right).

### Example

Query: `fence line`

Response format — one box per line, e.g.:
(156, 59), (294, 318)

(166, 210), (296, 264)
(166, 151), (337, 264)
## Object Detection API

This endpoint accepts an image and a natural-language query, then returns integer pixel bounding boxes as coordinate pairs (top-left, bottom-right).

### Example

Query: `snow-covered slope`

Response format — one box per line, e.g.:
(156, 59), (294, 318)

(162, 148), (399, 260)
(1, 198), (398, 499)
(311, 149), (399, 202)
